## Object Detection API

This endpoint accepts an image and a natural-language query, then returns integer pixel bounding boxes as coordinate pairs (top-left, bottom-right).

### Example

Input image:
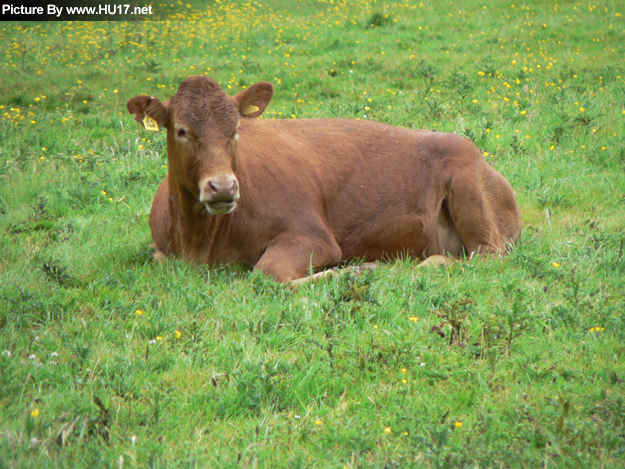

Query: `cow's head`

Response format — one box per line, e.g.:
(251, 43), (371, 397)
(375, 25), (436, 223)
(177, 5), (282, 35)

(127, 76), (273, 214)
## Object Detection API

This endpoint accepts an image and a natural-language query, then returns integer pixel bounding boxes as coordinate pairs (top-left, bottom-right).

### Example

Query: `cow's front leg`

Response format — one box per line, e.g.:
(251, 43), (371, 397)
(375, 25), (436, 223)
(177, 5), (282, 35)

(253, 235), (342, 284)
(288, 262), (378, 288)
(149, 176), (172, 260)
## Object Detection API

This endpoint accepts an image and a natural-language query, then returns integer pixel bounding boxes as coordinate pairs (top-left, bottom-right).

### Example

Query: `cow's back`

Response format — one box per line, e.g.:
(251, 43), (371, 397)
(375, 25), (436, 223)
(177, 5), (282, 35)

(232, 118), (519, 262)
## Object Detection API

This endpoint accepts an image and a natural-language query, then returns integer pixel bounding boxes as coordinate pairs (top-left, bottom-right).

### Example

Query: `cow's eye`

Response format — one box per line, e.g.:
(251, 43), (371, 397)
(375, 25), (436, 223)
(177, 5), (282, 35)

(177, 128), (187, 138)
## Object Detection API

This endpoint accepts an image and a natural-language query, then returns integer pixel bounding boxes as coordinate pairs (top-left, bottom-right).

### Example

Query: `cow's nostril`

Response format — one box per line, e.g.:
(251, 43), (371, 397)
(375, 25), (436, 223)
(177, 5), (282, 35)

(208, 180), (220, 194)
(203, 176), (239, 202)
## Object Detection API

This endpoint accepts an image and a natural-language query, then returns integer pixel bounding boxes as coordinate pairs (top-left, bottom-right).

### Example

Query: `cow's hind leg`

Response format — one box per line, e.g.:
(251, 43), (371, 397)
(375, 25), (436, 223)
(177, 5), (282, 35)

(445, 162), (521, 256)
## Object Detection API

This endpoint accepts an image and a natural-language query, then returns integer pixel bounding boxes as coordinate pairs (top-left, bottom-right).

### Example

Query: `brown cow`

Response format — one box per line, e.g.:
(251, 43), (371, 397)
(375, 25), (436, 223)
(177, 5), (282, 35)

(127, 76), (521, 283)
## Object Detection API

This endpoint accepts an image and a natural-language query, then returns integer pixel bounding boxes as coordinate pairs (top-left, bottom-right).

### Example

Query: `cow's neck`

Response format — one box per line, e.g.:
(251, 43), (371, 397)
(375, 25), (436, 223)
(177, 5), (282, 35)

(170, 180), (229, 264)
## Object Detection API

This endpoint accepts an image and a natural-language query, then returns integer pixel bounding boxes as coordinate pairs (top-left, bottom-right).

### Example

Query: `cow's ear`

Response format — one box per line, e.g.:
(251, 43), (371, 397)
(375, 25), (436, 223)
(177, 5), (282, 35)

(127, 96), (169, 131)
(233, 82), (274, 118)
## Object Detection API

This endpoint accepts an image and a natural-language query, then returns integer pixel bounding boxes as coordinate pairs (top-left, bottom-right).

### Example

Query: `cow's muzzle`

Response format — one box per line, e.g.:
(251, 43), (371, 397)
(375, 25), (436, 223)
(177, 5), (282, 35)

(199, 175), (240, 215)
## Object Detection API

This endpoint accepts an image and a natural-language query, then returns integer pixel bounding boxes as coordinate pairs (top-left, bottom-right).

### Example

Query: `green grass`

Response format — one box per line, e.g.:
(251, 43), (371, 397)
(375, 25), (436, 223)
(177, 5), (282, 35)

(1, 0), (624, 467)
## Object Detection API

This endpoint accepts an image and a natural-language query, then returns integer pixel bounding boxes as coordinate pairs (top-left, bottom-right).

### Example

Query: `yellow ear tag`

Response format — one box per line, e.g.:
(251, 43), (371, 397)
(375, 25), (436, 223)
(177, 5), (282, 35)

(143, 115), (160, 132)
(242, 104), (260, 115)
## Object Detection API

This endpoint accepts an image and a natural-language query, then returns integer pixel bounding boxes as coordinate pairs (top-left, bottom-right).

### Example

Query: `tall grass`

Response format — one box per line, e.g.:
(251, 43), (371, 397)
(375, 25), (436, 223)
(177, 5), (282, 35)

(1, 0), (624, 467)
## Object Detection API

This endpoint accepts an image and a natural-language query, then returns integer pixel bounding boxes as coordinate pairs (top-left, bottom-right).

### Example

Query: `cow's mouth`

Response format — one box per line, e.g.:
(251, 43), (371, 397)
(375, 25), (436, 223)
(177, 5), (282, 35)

(204, 200), (236, 214)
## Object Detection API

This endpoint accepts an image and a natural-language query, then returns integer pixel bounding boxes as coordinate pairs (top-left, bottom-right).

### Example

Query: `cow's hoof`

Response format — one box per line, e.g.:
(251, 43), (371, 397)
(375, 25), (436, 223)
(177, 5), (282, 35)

(417, 255), (450, 268)
(153, 249), (168, 262)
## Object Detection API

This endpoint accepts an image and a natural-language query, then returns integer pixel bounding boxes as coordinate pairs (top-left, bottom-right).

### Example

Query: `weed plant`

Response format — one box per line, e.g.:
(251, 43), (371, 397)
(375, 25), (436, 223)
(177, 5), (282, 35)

(1, 0), (624, 467)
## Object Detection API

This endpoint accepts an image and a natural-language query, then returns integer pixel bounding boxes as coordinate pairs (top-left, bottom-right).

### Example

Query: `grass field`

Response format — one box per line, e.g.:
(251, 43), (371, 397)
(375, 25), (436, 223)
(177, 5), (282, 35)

(1, 0), (624, 467)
